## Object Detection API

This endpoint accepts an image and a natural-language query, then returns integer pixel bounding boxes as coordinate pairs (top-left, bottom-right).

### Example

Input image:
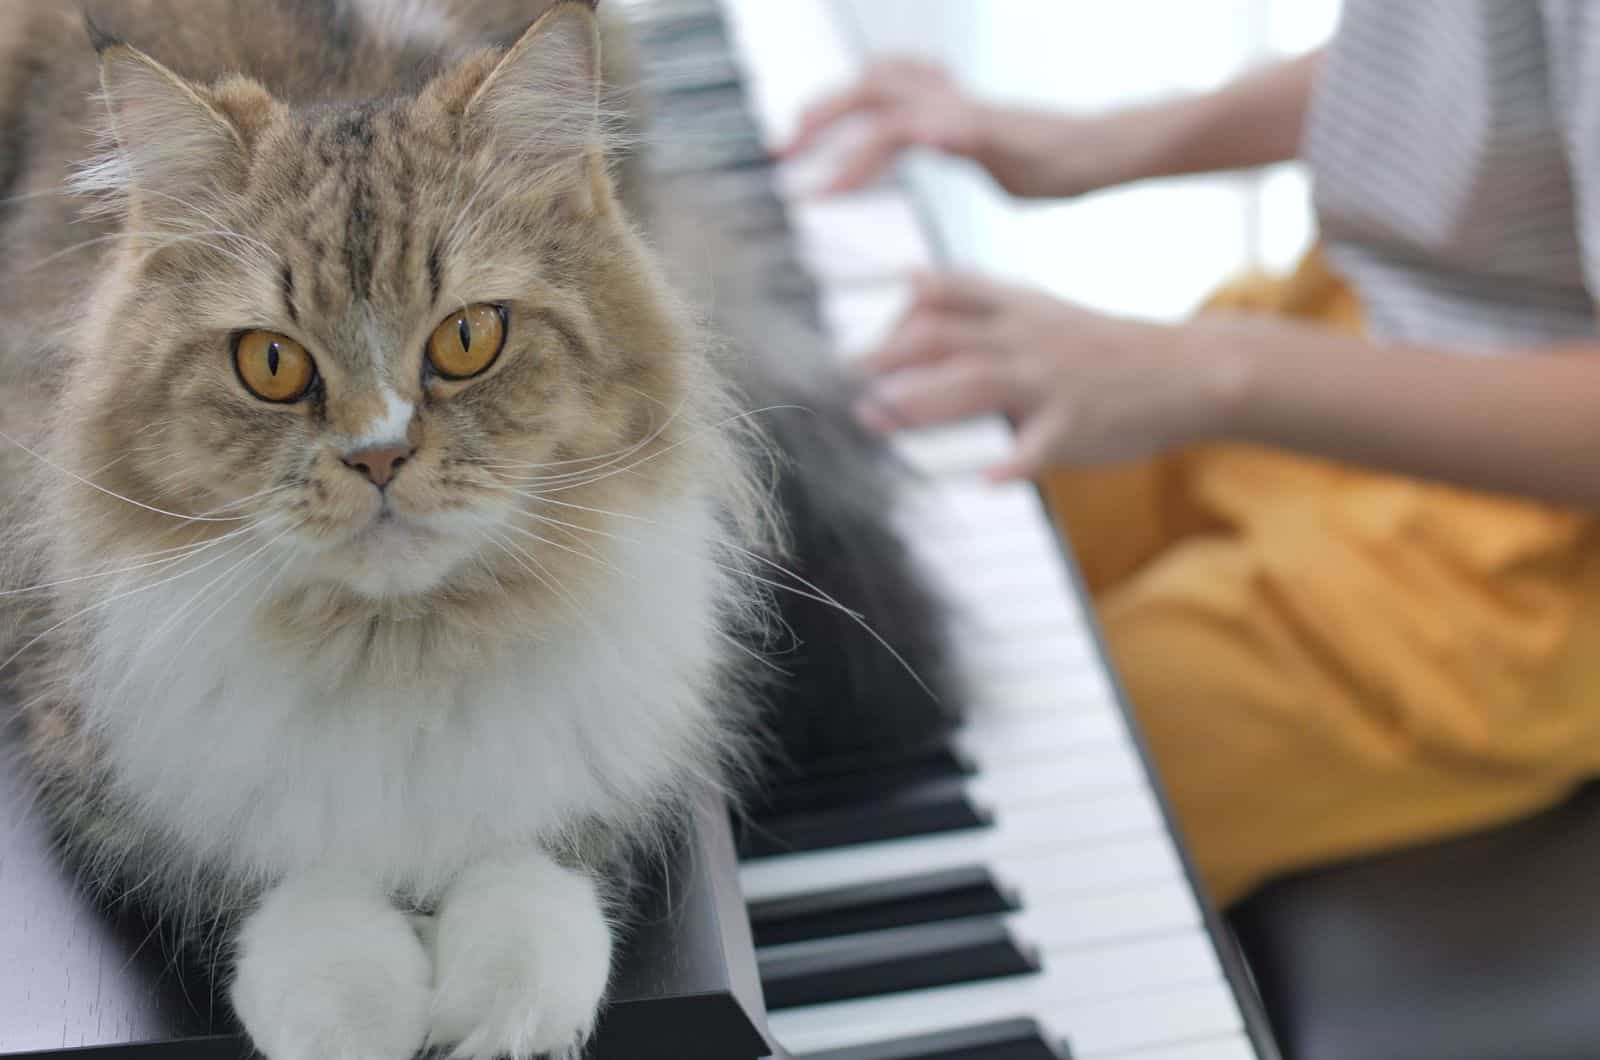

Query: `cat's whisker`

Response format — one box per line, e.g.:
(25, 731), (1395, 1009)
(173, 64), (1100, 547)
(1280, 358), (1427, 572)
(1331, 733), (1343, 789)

(84, 451), (134, 480)
(485, 390), (697, 479)
(0, 526), (256, 598)
(525, 505), (861, 621)
(21, 232), (126, 272)
(0, 427), (255, 524)
(507, 404), (804, 497)
(0, 525), (265, 677)
(20, 226), (259, 275)
(78, 176), (281, 263)
(195, 483), (298, 517)
(131, 230), (263, 274)
(482, 403), (685, 470)
(514, 496), (937, 703)
(485, 422), (673, 477)
(483, 532), (585, 623)
(138, 521), (304, 659)
(502, 511), (794, 681)
(500, 521), (620, 575)
(488, 526), (629, 651)
(0, 186), (80, 207)
(167, 524), (304, 663)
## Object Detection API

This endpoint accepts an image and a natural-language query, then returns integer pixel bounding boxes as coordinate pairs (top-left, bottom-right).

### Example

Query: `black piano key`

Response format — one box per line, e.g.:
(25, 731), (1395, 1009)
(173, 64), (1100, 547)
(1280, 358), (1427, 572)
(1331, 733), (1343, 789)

(776, 737), (967, 784)
(737, 776), (990, 859)
(748, 865), (1018, 947)
(798, 1019), (1070, 1060)
(753, 747), (978, 820)
(758, 917), (1038, 1010)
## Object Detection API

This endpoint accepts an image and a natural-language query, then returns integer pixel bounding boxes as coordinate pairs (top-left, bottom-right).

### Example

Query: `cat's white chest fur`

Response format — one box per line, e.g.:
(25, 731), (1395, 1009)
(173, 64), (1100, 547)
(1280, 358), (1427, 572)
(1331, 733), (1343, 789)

(77, 494), (731, 897)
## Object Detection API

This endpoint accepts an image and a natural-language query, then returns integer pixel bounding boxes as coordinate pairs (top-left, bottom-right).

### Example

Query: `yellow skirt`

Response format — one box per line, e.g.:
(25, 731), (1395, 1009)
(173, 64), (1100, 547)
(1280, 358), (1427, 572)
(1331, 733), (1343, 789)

(1042, 248), (1600, 906)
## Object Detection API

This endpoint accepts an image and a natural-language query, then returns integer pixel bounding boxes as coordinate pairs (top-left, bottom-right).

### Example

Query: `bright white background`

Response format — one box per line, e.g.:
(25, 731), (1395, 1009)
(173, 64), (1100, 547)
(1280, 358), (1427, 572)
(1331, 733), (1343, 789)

(835, 1), (1343, 321)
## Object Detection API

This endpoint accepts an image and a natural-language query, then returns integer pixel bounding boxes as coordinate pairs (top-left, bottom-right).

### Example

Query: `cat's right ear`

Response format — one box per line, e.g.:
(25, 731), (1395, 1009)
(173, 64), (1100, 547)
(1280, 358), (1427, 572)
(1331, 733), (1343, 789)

(85, 37), (249, 226)
(459, 2), (613, 214)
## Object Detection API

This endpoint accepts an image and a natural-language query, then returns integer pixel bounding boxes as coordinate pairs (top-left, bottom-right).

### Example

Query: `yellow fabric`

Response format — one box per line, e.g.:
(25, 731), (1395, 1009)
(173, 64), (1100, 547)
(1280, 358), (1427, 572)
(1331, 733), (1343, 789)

(1042, 247), (1600, 907)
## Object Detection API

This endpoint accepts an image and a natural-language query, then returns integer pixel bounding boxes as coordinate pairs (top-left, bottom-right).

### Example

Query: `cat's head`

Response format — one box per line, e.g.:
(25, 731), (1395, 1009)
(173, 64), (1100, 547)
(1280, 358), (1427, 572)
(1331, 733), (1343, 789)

(59, 2), (741, 605)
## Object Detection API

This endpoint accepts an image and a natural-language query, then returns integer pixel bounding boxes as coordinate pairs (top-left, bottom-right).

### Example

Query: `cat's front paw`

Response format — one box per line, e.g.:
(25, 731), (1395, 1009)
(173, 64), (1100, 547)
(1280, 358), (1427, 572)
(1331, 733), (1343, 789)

(231, 872), (433, 1060)
(429, 855), (613, 1060)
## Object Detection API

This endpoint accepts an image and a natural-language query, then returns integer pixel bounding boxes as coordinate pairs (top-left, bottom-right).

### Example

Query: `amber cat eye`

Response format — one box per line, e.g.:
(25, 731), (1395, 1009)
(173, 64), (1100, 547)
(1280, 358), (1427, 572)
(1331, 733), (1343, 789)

(234, 331), (317, 403)
(427, 304), (508, 380)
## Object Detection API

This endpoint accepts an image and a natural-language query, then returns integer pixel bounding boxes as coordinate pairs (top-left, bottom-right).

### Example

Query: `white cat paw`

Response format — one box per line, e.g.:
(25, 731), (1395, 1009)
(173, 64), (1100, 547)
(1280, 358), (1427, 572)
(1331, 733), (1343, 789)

(429, 855), (614, 1060)
(231, 872), (433, 1060)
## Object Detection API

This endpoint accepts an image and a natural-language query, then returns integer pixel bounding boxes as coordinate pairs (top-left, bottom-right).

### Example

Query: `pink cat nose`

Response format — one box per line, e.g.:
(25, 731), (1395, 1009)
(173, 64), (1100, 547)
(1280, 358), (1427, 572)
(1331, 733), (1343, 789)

(342, 444), (414, 488)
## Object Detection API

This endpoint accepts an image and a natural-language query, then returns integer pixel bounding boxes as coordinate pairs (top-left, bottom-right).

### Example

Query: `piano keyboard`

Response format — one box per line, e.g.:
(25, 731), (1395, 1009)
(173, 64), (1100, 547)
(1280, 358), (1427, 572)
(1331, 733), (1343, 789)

(624, 2), (1283, 1058)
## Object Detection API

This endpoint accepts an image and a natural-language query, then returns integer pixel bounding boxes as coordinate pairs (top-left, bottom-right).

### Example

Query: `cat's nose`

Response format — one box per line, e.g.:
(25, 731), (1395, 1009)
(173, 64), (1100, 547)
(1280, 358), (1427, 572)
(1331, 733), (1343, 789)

(342, 443), (415, 489)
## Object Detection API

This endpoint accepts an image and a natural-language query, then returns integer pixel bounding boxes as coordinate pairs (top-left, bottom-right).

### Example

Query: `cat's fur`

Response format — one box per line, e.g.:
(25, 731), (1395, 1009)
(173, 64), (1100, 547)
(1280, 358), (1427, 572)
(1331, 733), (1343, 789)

(0, 2), (956, 1058)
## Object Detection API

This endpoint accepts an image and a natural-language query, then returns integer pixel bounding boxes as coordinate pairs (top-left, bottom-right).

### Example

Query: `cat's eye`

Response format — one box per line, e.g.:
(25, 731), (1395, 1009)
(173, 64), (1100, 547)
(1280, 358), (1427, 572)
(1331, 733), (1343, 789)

(234, 331), (317, 403)
(427, 304), (507, 380)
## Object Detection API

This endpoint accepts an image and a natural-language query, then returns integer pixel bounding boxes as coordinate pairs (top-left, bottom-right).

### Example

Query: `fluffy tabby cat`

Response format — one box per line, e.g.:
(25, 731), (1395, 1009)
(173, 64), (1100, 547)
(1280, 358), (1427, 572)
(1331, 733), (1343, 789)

(0, 1), (955, 1058)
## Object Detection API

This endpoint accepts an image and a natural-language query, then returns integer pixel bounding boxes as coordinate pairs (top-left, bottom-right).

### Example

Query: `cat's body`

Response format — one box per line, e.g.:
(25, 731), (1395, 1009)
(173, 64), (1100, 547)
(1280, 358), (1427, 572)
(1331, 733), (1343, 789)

(0, 3), (954, 1058)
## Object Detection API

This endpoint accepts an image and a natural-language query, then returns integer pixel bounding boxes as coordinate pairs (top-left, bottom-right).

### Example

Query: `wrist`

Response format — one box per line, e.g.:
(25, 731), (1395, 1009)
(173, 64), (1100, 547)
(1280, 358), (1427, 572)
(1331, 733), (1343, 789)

(1177, 313), (1262, 440)
(972, 104), (1119, 198)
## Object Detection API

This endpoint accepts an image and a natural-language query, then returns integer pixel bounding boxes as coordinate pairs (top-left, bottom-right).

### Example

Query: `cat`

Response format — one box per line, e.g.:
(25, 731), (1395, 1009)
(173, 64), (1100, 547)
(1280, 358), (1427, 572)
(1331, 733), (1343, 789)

(0, 2), (957, 1059)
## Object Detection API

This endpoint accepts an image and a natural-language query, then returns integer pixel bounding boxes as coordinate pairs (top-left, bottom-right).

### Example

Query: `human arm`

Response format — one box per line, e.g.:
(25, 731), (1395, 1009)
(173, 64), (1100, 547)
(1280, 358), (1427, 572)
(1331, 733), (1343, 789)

(780, 49), (1325, 198)
(860, 274), (1600, 510)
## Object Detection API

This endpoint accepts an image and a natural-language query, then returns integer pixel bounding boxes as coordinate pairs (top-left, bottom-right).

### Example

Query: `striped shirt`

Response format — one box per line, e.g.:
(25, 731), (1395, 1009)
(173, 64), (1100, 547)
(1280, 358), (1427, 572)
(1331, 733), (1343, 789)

(1303, 0), (1600, 351)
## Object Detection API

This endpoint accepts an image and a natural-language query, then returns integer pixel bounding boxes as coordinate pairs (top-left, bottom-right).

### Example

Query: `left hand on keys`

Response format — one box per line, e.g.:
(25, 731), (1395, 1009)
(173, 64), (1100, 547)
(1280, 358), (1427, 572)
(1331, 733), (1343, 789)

(854, 272), (1244, 481)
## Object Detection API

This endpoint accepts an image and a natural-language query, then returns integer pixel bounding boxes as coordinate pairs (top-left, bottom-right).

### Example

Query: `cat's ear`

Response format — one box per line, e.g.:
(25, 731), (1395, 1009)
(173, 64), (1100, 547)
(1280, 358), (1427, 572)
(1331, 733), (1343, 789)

(465, 1), (613, 215)
(86, 37), (249, 226)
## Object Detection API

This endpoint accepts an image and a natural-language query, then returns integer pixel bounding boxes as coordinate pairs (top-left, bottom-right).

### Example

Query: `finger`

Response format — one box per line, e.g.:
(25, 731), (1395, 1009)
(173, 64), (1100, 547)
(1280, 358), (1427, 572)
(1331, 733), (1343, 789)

(911, 270), (1012, 316)
(779, 83), (883, 158)
(819, 121), (915, 194)
(859, 310), (997, 376)
(857, 357), (1012, 432)
(985, 412), (1062, 483)
(870, 56), (947, 85)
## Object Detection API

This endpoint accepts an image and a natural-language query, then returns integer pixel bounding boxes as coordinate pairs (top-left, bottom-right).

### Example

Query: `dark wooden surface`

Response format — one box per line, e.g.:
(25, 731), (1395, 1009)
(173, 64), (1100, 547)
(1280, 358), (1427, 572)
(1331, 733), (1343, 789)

(1, 715), (776, 1060)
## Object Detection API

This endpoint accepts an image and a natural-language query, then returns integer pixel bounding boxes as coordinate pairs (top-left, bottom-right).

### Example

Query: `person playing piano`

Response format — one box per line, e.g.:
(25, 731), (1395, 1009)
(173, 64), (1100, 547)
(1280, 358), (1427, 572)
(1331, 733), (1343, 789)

(783, 2), (1600, 908)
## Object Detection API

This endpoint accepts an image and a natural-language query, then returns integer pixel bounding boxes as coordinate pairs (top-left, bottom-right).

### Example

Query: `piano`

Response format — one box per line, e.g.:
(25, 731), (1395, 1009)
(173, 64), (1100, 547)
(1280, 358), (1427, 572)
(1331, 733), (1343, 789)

(1, 2), (1283, 1058)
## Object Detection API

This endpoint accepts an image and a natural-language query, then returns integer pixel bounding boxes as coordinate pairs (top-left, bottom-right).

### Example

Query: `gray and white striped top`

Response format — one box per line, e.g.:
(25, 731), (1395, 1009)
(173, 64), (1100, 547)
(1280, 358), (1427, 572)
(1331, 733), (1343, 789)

(1303, 0), (1600, 351)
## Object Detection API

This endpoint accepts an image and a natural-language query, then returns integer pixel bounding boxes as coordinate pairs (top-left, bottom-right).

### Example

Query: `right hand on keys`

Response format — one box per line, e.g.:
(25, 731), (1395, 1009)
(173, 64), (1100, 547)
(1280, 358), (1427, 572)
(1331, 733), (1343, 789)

(777, 58), (1124, 199)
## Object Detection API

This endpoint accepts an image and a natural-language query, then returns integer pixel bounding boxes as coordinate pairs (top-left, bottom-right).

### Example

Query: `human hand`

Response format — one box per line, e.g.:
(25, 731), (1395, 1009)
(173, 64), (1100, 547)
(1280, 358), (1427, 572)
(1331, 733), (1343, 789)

(778, 58), (1120, 198)
(855, 273), (1243, 480)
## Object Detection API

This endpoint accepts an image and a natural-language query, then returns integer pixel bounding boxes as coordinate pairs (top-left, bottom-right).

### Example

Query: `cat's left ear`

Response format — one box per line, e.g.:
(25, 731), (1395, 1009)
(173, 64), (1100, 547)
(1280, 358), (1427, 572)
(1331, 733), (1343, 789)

(465, 1), (613, 216)
(89, 38), (253, 227)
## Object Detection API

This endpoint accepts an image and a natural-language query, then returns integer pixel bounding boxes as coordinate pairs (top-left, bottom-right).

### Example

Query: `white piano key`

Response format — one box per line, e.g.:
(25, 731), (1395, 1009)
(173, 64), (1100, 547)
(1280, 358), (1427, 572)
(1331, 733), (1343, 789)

(1009, 879), (1202, 951)
(718, 0), (859, 145)
(926, 556), (1079, 602)
(741, 791), (1165, 901)
(790, 193), (939, 286)
(966, 745), (1149, 809)
(1064, 984), (1246, 1058)
(1086, 1034), (1260, 1060)
(960, 631), (1103, 686)
(812, 925), (1220, 1008)
(1003, 834), (1187, 902)
(914, 480), (1050, 532)
(956, 593), (1083, 638)
(957, 711), (1129, 764)
(766, 930), (1226, 1053)
(967, 669), (1120, 719)
(913, 525), (1073, 572)
(769, 973), (1243, 1058)
(744, 823), (1184, 919)
(890, 420), (1016, 478)
(1045, 931), (1221, 997)
(818, 284), (913, 359)
(908, 525), (1063, 566)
